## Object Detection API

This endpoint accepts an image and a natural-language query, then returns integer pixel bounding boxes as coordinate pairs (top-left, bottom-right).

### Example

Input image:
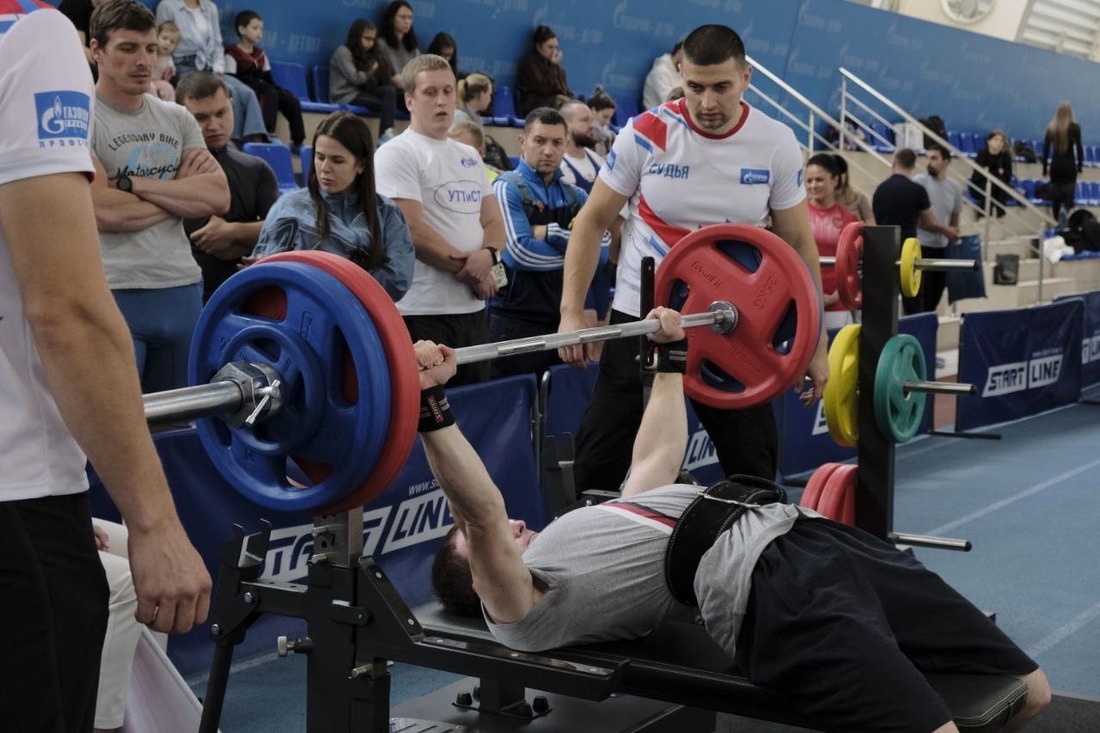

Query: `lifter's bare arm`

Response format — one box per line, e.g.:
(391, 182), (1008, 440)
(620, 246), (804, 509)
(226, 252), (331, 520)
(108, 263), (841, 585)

(1, 172), (211, 634)
(621, 308), (689, 498)
(416, 342), (542, 624)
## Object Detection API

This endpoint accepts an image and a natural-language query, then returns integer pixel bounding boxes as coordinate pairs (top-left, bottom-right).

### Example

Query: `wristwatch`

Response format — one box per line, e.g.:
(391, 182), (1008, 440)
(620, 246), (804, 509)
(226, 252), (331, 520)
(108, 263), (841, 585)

(116, 174), (133, 193)
(485, 246), (501, 265)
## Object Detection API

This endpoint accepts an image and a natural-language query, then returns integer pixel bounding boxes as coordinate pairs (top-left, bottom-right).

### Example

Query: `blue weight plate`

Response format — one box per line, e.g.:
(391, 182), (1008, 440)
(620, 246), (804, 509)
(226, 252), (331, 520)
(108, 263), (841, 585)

(188, 261), (391, 512)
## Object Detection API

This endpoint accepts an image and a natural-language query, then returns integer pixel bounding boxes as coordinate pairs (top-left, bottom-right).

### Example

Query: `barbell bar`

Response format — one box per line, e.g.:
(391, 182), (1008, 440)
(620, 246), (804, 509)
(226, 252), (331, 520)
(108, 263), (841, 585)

(143, 303), (738, 429)
(819, 255), (979, 272)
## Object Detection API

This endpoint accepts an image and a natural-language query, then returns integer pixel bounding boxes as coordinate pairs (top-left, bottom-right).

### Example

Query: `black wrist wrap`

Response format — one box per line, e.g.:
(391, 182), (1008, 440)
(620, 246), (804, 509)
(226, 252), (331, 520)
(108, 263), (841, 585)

(418, 386), (455, 432)
(656, 338), (688, 374)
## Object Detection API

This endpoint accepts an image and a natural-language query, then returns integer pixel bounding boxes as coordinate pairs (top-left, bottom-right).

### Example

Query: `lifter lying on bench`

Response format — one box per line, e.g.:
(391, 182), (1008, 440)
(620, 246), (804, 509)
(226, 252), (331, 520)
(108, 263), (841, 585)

(415, 307), (1050, 732)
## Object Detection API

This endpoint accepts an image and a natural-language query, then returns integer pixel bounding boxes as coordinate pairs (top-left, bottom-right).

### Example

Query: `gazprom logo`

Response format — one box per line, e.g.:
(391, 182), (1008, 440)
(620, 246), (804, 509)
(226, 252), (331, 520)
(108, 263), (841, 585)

(740, 168), (770, 185)
(36, 91), (91, 142)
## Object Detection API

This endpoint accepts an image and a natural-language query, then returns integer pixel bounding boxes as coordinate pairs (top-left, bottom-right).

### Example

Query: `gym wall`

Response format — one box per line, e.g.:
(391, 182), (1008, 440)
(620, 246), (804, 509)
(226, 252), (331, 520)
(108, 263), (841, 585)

(126, 0), (1093, 142)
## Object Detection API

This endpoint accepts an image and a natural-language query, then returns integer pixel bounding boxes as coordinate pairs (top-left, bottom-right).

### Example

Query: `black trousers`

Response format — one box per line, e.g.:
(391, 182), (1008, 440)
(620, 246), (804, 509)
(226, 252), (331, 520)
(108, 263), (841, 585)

(249, 80), (306, 145)
(404, 310), (489, 386)
(572, 309), (778, 492)
(486, 311), (561, 379)
(901, 263), (946, 315)
(351, 86), (397, 134)
(0, 493), (108, 733)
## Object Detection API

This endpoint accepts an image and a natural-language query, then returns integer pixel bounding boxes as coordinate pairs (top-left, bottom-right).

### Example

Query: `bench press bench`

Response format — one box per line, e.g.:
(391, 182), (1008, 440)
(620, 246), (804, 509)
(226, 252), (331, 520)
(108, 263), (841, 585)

(414, 601), (1028, 732)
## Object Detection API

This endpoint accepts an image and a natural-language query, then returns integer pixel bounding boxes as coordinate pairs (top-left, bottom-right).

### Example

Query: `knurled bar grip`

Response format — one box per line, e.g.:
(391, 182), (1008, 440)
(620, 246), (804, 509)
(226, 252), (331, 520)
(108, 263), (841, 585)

(453, 308), (735, 365)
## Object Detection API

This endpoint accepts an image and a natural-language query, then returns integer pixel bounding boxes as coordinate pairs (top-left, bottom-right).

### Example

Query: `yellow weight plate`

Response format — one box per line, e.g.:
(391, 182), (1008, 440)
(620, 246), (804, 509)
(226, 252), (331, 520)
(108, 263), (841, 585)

(823, 324), (860, 447)
(899, 237), (922, 297)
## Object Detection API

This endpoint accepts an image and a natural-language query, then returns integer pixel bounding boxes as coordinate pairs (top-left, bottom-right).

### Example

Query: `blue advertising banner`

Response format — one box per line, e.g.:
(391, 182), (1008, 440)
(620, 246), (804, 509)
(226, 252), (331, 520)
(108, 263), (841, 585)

(90, 375), (542, 676)
(1055, 291), (1100, 388)
(776, 314), (936, 478)
(957, 302), (1083, 431)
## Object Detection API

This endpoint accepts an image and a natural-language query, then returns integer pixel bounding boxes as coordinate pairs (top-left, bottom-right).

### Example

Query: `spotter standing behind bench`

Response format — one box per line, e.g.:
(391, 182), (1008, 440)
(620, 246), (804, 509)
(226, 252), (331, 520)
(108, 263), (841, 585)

(416, 308), (1049, 733)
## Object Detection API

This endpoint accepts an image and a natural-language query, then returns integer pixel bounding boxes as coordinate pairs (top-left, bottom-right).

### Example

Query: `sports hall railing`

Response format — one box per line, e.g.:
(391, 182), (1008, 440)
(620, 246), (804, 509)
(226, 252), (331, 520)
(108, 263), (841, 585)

(838, 68), (1059, 302)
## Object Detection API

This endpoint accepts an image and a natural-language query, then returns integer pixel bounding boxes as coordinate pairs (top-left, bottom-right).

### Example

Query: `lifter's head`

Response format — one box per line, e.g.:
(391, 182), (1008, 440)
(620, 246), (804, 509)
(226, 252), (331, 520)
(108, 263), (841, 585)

(431, 521), (538, 617)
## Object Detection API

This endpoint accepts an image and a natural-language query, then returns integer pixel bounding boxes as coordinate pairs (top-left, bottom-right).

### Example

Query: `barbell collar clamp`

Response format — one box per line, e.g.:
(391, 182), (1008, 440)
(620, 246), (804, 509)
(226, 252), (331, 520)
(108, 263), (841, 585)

(143, 361), (284, 429)
(452, 302), (739, 366)
(903, 380), (977, 396)
(889, 532), (972, 552)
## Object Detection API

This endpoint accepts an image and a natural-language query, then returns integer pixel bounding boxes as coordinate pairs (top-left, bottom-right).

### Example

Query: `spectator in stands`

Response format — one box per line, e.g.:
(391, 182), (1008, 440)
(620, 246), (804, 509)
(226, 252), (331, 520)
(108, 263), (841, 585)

(151, 20), (178, 100)
(454, 72), (512, 171)
(642, 40), (683, 109)
(489, 107), (611, 379)
(378, 0), (420, 92)
(330, 19), (398, 144)
(805, 153), (860, 329)
(0, 8), (211, 730)
(515, 25), (573, 117)
(90, 0), (231, 392)
(912, 145), (962, 315)
(834, 155), (875, 224)
(427, 31), (459, 79)
(971, 130), (1013, 219)
(176, 72), (279, 302)
(557, 100), (604, 193)
(251, 112), (414, 302)
(448, 120), (502, 182)
(375, 54), (507, 385)
(872, 148), (936, 249)
(154, 0), (268, 145)
(587, 85), (617, 156)
(1042, 101), (1084, 224)
(224, 10), (306, 153)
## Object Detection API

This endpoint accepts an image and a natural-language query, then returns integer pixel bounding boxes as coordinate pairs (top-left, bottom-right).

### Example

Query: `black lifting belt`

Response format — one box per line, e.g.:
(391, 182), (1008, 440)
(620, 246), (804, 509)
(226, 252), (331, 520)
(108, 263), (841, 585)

(664, 475), (787, 607)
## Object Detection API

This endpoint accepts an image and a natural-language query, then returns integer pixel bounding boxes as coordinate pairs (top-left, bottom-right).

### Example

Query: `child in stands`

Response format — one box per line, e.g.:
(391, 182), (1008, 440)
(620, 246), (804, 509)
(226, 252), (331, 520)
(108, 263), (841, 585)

(224, 10), (305, 153)
(151, 20), (179, 101)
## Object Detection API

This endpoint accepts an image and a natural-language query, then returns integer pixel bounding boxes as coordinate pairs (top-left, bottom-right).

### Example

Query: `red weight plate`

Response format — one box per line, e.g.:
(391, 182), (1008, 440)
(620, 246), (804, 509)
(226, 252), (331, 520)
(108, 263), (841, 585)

(263, 251), (420, 515)
(835, 221), (863, 310)
(818, 464), (857, 525)
(800, 462), (842, 512)
(655, 224), (821, 410)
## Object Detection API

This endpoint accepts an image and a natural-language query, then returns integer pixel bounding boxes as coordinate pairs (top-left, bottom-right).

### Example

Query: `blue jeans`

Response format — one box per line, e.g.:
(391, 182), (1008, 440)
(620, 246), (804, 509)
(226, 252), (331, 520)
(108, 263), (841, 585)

(175, 60), (268, 142)
(113, 282), (203, 393)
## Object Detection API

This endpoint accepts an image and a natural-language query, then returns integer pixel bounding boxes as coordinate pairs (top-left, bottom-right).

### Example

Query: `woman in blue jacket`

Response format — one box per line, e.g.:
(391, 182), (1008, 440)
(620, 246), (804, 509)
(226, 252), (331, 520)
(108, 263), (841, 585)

(252, 112), (414, 302)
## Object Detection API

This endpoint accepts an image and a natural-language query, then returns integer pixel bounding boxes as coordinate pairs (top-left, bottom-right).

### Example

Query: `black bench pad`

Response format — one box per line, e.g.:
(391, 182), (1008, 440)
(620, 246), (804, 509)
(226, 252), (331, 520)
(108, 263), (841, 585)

(414, 603), (1027, 732)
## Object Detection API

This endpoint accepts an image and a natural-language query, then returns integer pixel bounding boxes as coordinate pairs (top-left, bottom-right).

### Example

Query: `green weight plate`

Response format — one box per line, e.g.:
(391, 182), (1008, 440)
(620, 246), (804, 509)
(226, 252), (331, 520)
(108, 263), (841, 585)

(873, 334), (927, 443)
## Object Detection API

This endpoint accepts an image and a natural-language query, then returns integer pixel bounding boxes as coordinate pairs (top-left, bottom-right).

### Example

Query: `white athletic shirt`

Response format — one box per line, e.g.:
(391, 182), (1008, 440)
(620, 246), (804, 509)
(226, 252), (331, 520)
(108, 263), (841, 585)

(0, 8), (95, 500)
(374, 130), (493, 316)
(602, 99), (806, 318)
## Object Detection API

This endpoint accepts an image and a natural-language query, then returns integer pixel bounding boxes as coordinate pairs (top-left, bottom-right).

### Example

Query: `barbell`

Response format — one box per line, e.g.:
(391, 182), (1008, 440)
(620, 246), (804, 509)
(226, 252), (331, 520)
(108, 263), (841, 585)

(819, 222), (981, 307)
(144, 224), (822, 514)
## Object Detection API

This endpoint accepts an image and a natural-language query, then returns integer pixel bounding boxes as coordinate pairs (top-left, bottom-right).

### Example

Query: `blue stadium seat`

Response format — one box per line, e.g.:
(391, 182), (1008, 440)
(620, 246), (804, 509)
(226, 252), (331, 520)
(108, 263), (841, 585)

(300, 145), (313, 187)
(490, 85), (523, 127)
(242, 142), (299, 194)
(871, 122), (895, 153)
(268, 61), (341, 114)
(1089, 146), (1100, 168)
(1020, 179), (1037, 204)
(948, 131), (963, 152)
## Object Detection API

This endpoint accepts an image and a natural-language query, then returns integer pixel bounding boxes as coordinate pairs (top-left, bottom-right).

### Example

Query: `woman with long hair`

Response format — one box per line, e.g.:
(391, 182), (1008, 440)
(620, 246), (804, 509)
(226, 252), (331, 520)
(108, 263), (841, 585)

(427, 31), (459, 79)
(805, 153), (860, 329)
(252, 112), (414, 301)
(1042, 101), (1084, 223)
(833, 154), (874, 225)
(378, 0), (420, 90)
(329, 19), (397, 141)
(514, 24), (573, 116)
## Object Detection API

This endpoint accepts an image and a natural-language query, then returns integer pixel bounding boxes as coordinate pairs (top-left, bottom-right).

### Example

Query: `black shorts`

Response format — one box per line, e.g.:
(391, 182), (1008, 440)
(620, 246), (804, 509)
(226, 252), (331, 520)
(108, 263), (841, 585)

(734, 517), (1037, 733)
